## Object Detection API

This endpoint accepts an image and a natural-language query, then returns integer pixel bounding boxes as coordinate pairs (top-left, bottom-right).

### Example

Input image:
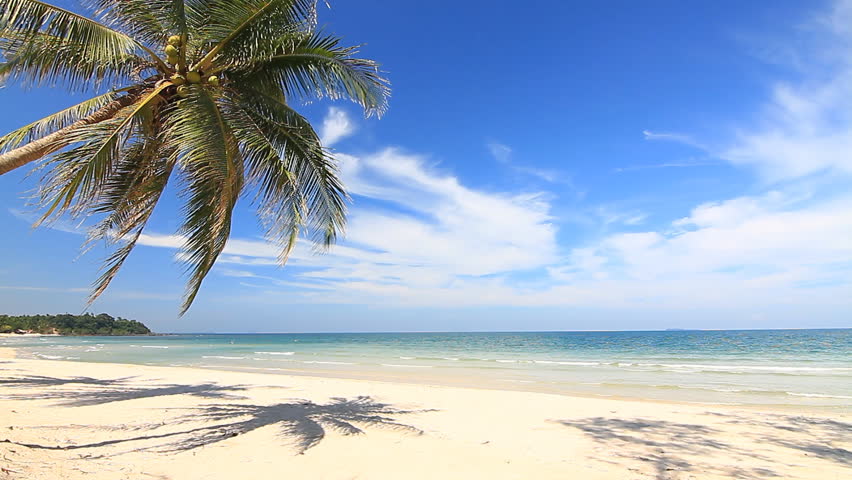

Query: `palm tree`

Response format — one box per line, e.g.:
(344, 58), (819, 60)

(0, 0), (389, 313)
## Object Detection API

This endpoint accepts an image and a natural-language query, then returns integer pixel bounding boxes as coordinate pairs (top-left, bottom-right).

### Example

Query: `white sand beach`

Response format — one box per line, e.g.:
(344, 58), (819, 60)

(0, 348), (849, 480)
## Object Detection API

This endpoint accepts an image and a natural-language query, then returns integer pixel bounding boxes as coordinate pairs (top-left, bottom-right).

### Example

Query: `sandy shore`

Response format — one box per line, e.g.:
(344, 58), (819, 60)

(0, 348), (849, 479)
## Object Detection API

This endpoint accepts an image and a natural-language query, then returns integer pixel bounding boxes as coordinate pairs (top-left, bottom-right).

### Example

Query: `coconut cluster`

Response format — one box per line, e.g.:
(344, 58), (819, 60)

(164, 35), (221, 97)
(165, 35), (181, 65)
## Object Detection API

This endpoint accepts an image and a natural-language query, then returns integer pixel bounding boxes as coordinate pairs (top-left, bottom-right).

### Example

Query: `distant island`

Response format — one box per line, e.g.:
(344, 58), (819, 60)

(0, 313), (152, 336)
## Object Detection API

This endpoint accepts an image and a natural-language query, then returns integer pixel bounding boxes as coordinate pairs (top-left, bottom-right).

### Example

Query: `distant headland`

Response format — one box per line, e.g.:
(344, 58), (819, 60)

(0, 313), (152, 336)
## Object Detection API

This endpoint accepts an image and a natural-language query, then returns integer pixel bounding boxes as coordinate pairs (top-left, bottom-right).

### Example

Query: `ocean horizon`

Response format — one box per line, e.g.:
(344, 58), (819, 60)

(4, 328), (850, 412)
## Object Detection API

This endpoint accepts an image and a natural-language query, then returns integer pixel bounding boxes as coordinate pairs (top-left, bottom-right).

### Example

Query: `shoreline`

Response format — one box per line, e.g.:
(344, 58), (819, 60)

(0, 347), (757, 410)
(3, 346), (848, 414)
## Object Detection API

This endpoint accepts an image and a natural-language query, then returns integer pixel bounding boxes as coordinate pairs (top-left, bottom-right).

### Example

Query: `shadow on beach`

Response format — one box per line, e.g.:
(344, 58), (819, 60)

(4, 396), (426, 455)
(556, 413), (852, 479)
(704, 411), (852, 468)
(1, 374), (428, 455)
(0, 374), (248, 405)
(160, 396), (427, 454)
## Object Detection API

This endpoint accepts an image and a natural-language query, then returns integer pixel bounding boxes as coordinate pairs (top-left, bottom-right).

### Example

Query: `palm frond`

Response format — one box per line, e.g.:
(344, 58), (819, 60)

(83, 0), (197, 69)
(0, 91), (116, 153)
(0, 0), (168, 74)
(232, 32), (389, 116)
(83, 0), (169, 46)
(219, 92), (305, 263)
(194, 0), (317, 71)
(86, 139), (175, 303)
(0, 28), (146, 90)
(236, 87), (346, 248)
(35, 84), (168, 224)
(166, 86), (244, 314)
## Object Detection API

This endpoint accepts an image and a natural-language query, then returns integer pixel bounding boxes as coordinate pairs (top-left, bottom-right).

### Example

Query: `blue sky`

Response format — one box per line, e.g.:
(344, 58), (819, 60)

(1, 0), (851, 332)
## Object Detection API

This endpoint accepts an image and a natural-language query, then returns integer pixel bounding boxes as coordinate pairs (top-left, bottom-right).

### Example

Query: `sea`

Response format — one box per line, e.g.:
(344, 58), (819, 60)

(2, 329), (850, 411)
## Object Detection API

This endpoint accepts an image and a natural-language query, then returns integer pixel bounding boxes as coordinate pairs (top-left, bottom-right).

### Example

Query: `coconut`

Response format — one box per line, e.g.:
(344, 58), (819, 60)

(207, 75), (220, 87)
(176, 85), (190, 98)
(165, 45), (179, 56)
(186, 71), (202, 84)
(166, 54), (179, 65)
(170, 74), (186, 86)
(167, 35), (182, 46)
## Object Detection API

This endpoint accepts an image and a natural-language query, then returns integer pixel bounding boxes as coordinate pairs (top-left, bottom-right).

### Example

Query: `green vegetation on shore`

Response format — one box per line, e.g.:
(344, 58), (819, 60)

(0, 313), (151, 336)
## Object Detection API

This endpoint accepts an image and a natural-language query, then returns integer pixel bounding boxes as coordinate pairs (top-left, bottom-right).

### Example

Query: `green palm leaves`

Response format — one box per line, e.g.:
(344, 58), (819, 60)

(0, 0), (390, 313)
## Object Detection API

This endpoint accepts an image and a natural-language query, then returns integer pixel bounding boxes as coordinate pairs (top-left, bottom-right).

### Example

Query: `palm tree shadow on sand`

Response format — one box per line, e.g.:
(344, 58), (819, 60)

(556, 417), (780, 479)
(703, 412), (852, 468)
(0, 374), (137, 387)
(0, 374), (249, 405)
(556, 414), (852, 479)
(159, 396), (428, 454)
(3, 392), (429, 456)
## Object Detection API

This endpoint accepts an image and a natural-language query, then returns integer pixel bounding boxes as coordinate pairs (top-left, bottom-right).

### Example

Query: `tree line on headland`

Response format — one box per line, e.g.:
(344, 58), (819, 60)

(0, 313), (152, 335)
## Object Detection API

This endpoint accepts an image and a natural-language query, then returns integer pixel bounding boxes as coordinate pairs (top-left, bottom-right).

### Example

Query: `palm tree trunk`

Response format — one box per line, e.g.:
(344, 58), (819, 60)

(0, 94), (139, 175)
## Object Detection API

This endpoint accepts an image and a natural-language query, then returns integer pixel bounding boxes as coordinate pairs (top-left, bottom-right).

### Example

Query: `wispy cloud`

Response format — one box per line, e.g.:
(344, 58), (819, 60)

(722, 0), (852, 182)
(8, 208), (84, 234)
(642, 130), (707, 150)
(485, 141), (568, 184)
(486, 142), (512, 163)
(320, 107), (356, 147)
(541, 191), (852, 308)
(613, 159), (719, 173)
(595, 207), (648, 227)
(328, 148), (558, 277)
(0, 285), (175, 301)
(0, 285), (88, 293)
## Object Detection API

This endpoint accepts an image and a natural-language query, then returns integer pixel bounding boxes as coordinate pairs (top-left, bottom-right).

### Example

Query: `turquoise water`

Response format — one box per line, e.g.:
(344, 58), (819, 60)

(3, 329), (850, 410)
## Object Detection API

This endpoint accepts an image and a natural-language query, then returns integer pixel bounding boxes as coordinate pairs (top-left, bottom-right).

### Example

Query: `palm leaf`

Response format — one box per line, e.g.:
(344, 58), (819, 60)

(0, 90), (116, 152)
(232, 32), (389, 116)
(36, 84), (168, 224)
(236, 86), (346, 248)
(166, 86), (244, 314)
(194, 0), (317, 71)
(219, 92), (305, 263)
(83, 0), (170, 46)
(0, 28), (146, 90)
(0, 0), (168, 74)
(86, 139), (175, 304)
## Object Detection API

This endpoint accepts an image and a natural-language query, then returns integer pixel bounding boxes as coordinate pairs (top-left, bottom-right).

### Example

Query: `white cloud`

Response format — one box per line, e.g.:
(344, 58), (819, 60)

(0, 285), (175, 301)
(137, 233), (184, 249)
(613, 159), (718, 173)
(320, 107), (355, 147)
(594, 207), (648, 228)
(538, 191), (852, 308)
(272, 190), (852, 309)
(605, 192), (852, 279)
(486, 142), (512, 163)
(486, 141), (568, 184)
(642, 130), (706, 150)
(109, 147), (558, 297)
(300, 148), (559, 282)
(0, 285), (88, 293)
(722, 0), (852, 181)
